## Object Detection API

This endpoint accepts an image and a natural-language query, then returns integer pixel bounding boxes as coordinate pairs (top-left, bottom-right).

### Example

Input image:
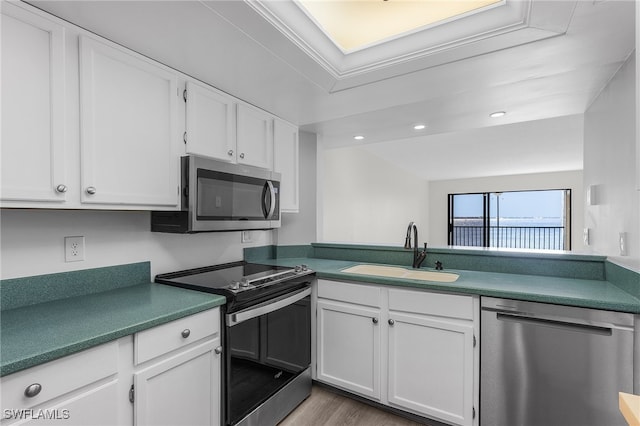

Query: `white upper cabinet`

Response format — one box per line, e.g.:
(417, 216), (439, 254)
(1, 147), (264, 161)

(79, 35), (180, 207)
(2, 2), (299, 210)
(274, 118), (299, 212)
(1, 3), (67, 203)
(236, 103), (273, 170)
(184, 80), (236, 163)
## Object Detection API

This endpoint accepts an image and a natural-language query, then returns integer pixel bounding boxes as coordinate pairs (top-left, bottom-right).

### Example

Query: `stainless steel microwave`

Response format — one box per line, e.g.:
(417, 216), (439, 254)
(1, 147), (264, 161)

(151, 155), (280, 233)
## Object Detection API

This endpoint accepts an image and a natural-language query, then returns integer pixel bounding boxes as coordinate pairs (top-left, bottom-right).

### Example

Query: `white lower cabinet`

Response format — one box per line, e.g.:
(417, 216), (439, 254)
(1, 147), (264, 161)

(0, 341), (120, 426)
(0, 308), (221, 426)
(133, 308), (222, 426)
(134, 341), (220, 426)
(316, 299), (381, 400)
(316, 280), (479, 426)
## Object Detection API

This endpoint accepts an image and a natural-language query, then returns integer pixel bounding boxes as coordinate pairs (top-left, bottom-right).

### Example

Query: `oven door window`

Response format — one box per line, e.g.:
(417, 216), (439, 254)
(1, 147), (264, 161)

(227, 296), (310, 425)
(196, 169), (278, 221)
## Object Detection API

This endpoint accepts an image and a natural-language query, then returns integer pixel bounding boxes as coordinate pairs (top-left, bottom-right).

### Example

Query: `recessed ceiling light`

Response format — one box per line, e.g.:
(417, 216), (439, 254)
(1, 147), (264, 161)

(413, 124), (426, 130)
(489, 111), (506, 118)
(354, 135), (365, 140)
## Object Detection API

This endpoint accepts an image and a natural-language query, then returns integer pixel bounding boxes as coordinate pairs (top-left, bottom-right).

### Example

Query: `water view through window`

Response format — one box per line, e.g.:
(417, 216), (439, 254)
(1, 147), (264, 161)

(448, 190), (571, 250)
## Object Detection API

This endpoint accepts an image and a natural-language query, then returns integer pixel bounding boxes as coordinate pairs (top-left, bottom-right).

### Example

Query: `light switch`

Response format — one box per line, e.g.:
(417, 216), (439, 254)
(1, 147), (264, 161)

(586, 185), (597, 205)
(619, 232), (628, 256)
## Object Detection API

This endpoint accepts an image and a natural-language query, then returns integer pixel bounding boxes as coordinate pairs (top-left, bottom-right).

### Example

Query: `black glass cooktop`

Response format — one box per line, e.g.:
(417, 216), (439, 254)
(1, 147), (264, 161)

(155, 261), (314, 312)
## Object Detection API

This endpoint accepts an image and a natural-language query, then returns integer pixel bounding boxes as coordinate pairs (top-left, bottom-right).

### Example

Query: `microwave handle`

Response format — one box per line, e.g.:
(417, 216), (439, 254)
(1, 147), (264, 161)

(265, 180), (276, 219)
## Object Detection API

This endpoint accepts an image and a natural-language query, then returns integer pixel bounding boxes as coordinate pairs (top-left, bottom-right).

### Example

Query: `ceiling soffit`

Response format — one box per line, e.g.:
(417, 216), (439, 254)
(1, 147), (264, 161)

(243, 0), (577, 92)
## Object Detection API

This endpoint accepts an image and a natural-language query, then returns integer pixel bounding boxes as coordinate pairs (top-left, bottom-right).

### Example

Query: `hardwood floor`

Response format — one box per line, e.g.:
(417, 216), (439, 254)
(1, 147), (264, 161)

(278, 385), (426, 426)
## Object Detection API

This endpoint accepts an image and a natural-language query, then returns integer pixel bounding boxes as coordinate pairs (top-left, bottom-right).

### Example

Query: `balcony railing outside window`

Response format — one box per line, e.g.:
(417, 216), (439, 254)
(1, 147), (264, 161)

(452, 225), (565, 250)
(448, 190), (571, 251)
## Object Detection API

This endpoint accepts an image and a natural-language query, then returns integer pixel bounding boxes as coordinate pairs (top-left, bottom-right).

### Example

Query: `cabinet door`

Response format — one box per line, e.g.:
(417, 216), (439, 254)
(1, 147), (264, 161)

(1, 4), (67, 203)
(273, 119), (299, 212)
(134, 339), (221, 426)
(79, 35), (179, 208)
(236, 103), (273, 169)
(185, 81), (236, 163)
(387, 312), (475, 426)
(316, 299), (381, 400)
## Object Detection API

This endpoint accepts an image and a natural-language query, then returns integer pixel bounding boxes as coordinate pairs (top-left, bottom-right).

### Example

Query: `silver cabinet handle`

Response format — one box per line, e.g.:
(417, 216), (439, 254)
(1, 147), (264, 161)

(227, 150), (234, 156)
(181, 329), (191, 338)
(372, 317), (378, 324)
(55, 184), (67, 193)
(24, 383), (42, 398)
(388, 319), (395, 326)
(239, 153), (245, 159)
(214, 346), (223, 355)
(86, 186), (96, 195)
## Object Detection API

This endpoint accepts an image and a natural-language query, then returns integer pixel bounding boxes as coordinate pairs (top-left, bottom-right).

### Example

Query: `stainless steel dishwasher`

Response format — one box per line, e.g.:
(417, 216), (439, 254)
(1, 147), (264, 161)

(481, 297), (635, 426)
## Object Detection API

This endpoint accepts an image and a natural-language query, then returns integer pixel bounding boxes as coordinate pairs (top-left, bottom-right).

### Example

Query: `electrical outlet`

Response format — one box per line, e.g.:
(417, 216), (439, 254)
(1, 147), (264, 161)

(241, 231), (252, 243)
(65, 236), (85, 262)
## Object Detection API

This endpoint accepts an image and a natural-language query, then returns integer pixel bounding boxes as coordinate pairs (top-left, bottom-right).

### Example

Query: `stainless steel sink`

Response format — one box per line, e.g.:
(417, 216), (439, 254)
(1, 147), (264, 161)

(341, 264), (459, 283)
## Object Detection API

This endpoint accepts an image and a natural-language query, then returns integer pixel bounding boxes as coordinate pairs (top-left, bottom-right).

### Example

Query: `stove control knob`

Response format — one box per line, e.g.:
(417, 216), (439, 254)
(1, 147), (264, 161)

(294, 265), (303, 273)
(230, 281), (240, 290)
(301, 264), (308, 271)
(240, 278), (250, 288)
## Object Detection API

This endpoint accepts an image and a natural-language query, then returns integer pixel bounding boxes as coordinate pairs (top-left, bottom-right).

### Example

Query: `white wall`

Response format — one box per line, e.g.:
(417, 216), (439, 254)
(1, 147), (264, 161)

(0, 209), (273, 279)
(321, 146), (429, 245)
(428, 171), (584, 250)
(276, 131), (318, 245)
(583, 53), (639, 271)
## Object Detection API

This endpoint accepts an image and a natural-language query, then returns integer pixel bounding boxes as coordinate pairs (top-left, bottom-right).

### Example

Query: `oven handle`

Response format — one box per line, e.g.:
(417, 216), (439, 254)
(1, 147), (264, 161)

(227, 287), (311, 327)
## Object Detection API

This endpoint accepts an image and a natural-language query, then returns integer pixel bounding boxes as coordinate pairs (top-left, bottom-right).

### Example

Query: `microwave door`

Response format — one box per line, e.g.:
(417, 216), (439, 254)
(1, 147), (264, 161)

(262, 181), (276, 219)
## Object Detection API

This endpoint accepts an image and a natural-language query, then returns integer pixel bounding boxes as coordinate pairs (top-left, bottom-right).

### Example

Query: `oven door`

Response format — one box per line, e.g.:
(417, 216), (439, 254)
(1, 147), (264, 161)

(224, 287), (311, 426)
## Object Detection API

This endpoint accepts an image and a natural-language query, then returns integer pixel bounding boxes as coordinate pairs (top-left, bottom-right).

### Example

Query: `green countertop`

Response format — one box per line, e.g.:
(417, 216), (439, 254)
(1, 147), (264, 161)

(1, 283), (225, 377)
(255, 257), (640, 314)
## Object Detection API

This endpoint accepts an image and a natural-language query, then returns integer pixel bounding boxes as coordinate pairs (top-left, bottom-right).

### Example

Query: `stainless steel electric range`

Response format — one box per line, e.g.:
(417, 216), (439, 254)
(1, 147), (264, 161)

(155, 261), (315, 426)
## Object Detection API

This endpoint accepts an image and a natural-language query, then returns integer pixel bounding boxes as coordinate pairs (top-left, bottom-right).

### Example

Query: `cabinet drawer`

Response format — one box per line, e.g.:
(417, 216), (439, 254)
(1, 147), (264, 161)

(0, 340), (118, 411)
(134, 308), (219, 365)
(318, 279), (381, 307)
(388, 288), (474, 320)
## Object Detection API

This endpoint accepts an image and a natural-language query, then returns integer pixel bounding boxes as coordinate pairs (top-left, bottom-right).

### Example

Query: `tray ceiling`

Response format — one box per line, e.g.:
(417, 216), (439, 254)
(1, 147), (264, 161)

(242, 0), (577, 91)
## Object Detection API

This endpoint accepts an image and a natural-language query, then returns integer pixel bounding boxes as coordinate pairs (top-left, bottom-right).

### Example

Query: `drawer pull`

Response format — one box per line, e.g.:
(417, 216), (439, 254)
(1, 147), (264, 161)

(24, 383), (42, 398)
(181, 329), (191, 338)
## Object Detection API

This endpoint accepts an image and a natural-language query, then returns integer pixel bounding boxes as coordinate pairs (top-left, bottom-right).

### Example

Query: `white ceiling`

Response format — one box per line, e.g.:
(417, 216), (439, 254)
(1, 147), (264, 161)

(27, 0), (636, 180)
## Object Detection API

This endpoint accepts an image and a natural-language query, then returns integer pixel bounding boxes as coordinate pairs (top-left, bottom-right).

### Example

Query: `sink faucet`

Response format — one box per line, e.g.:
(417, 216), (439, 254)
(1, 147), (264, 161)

(404, 222), (427, 269)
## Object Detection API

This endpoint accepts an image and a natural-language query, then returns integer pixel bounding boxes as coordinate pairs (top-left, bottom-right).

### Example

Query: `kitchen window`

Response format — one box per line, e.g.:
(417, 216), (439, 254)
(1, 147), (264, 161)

(447, 189), (571, 250)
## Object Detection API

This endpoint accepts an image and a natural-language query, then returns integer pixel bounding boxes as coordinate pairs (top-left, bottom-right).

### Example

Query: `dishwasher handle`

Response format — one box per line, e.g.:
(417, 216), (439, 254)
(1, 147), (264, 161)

(496, 312), (613, 336)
